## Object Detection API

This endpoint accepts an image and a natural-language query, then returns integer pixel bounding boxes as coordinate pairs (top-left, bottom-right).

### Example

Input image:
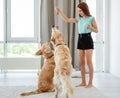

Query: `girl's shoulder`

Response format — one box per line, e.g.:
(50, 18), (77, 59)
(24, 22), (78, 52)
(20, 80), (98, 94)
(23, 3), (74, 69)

(88, 15), (94, 22)
(88, 15), (94, 19)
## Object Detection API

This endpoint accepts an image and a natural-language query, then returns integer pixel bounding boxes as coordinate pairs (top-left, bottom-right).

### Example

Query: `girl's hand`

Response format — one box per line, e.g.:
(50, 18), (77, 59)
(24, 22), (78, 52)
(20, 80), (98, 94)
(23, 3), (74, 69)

(86, 24), (92, 30)
(55, 7), (60, 15)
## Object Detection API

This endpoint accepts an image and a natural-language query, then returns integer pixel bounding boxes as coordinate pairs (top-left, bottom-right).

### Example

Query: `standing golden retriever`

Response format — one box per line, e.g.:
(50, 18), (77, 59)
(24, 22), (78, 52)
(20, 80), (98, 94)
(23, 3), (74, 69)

(51, 27), (73, 98)
(20, 42), (55, 96)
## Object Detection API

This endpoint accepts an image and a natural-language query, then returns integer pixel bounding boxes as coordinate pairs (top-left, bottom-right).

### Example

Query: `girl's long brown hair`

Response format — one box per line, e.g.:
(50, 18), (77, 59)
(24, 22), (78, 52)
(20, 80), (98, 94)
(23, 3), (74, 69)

(77, 2), (91, 16)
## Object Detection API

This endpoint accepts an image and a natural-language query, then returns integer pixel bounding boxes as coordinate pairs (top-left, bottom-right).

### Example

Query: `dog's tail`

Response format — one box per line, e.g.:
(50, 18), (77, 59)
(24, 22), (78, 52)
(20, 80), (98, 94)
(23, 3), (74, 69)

(20, 89), (42, 96)
(60, 72), (74, 97)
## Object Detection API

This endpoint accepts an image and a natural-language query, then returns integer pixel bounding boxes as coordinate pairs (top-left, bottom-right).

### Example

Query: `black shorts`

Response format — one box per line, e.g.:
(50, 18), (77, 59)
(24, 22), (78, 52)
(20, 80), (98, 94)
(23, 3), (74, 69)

(77, 33), (94, 50)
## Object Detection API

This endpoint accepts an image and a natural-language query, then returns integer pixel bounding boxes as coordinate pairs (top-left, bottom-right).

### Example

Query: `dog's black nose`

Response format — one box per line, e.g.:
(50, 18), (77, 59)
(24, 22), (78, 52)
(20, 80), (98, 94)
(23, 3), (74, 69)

(52, 25), (55, 28)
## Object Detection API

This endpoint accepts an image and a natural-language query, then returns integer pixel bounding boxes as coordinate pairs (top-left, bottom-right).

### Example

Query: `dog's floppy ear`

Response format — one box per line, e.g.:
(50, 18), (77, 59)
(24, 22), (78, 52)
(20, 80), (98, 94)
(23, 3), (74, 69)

(35, 49), (42, 55)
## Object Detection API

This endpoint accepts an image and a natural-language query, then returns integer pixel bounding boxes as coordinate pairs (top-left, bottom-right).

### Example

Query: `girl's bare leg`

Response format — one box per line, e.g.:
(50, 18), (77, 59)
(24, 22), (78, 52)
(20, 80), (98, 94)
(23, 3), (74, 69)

(76, 50), (86, 87)
(85, 49), (94, 88)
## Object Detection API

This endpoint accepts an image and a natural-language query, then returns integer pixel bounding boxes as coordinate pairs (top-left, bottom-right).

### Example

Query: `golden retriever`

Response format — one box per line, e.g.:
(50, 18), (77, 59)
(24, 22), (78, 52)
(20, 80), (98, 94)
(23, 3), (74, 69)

(51, 27), (73, 98)
(20, 42), (55, 96)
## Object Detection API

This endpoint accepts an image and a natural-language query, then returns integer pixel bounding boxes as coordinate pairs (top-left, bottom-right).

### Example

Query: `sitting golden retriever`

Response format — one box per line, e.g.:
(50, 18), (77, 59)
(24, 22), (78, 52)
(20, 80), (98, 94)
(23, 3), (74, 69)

(20, 42), (55, 96)
(51, 27), (73, 98)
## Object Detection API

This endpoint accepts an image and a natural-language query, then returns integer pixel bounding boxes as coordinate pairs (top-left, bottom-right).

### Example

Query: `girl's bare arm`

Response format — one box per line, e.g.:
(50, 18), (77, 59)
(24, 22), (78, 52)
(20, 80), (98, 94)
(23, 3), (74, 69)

(56, 7), (77, 23)
(87, 18), (98, 33)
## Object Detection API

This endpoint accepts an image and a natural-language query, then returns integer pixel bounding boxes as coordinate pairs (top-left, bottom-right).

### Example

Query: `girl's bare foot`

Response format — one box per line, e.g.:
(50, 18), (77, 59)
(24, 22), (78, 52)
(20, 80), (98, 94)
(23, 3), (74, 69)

(76, 83), (86, 87)
(85, 84), (93, 88)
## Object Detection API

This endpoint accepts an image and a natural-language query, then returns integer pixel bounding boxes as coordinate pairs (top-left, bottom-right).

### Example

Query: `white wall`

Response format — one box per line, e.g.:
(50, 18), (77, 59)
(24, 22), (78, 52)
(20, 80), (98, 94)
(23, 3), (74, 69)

(109, 0), (120, 77)
(104, 0), (110, 73)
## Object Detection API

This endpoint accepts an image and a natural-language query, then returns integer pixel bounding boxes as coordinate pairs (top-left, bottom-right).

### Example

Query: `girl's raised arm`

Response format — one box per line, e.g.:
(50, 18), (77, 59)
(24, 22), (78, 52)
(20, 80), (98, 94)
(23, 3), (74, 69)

(56, 7), (77, 23)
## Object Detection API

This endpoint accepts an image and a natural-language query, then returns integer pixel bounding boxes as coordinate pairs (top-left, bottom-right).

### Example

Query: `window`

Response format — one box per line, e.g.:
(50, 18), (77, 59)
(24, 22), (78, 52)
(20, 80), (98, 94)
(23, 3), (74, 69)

(0, 0), (4, 42)
(0, 0), (40, 57)
(0, 0), (4, 57)
(0, 44), (4, 57)
(7, 0), (39, 42)
(11, 0), (34, 38)
(7, 43), (38, 57)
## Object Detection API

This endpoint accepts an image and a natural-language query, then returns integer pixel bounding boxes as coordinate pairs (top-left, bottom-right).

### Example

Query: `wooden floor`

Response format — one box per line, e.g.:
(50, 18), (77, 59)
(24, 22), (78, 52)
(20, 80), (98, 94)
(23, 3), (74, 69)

(0, 72), (120, 98)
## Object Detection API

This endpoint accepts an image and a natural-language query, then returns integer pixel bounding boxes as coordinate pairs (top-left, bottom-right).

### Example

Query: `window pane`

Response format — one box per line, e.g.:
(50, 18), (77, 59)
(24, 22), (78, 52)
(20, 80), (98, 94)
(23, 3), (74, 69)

(11, 0), (34, 38)
(0, 0), (4, 41)
(7, 43), (38, 57)
(0, 43), (4, 57)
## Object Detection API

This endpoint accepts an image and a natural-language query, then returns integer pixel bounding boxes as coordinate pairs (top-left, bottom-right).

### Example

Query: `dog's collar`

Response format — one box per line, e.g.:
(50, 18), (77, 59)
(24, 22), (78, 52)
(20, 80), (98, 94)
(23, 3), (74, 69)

(55, 43), (66, 47)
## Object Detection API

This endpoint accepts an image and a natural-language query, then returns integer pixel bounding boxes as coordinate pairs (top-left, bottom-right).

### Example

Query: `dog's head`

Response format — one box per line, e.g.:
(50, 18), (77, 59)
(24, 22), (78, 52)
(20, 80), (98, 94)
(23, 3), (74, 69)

(51, 27), (64, 46)
(35, 42), (53, 58)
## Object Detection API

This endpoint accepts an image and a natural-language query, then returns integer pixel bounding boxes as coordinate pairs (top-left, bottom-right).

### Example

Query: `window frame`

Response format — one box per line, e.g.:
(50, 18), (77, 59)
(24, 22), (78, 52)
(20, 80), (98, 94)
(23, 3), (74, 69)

(6, 0), (40, 43)
(0, 0), (41, 57)
(0, 0), (4, 42)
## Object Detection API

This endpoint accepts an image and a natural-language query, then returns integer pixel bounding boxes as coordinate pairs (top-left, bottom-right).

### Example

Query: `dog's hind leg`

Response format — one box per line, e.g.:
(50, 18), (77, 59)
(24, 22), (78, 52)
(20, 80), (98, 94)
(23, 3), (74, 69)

(54, 70), (60, 98)
(59, 73), (73, 98)
(54, 84), (59, 98)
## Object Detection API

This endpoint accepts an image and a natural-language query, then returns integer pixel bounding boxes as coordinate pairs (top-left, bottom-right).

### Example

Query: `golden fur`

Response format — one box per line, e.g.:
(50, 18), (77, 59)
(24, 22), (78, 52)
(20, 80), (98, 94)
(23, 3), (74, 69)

(20, 42), (55, 96)
(51, 28), (73, 98)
